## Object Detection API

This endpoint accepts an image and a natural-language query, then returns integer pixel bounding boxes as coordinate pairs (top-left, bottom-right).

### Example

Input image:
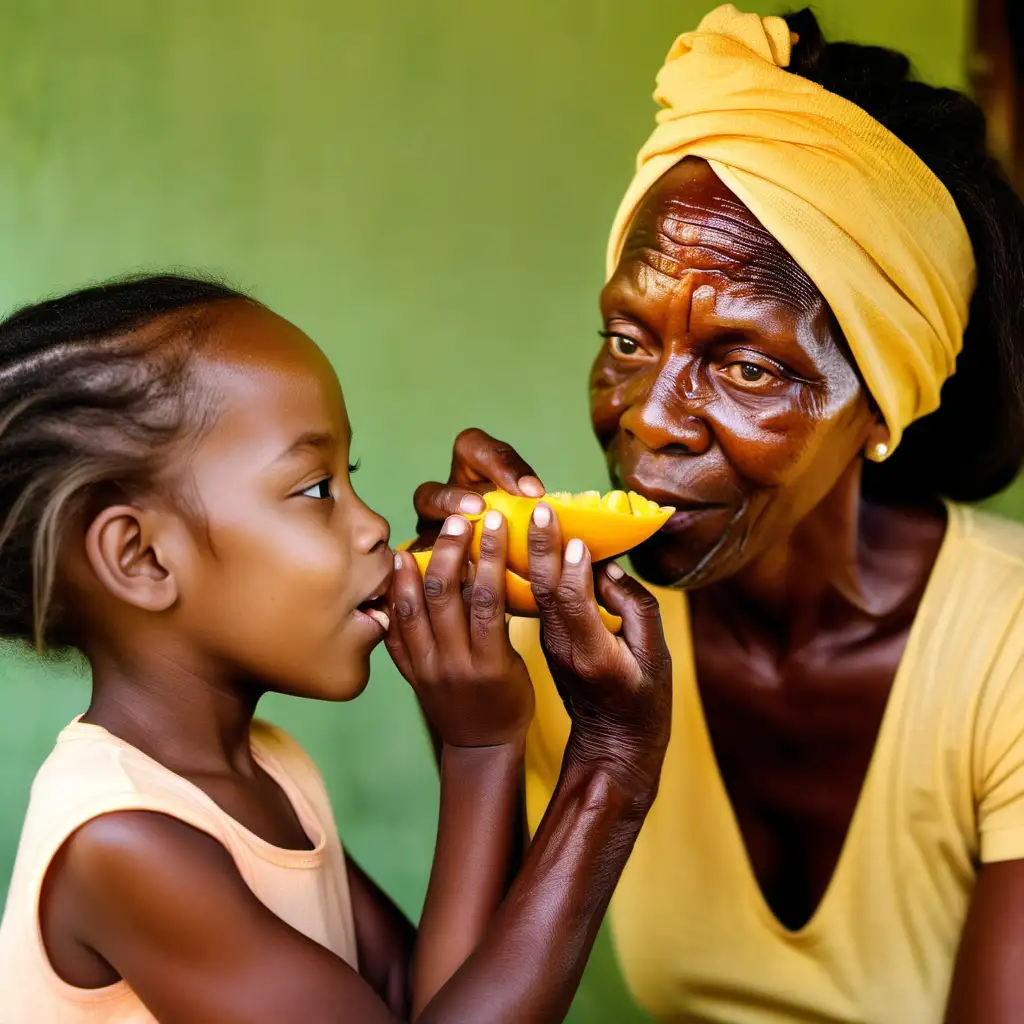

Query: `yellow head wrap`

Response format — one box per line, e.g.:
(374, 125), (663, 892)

(606, 4), (976, 453)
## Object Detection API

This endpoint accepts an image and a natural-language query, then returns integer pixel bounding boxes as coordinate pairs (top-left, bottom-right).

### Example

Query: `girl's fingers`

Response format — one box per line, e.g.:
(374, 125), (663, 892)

(391, 550), (437, 671)
(423, 516), (472, 653)
(383, 614), (416, 684)
(469, 509), (509, 656)
(526, 502), (563, 616)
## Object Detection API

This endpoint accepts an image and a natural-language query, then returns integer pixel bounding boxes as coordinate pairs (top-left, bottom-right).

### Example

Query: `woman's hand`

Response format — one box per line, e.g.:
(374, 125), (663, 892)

(528, 502), (672, 796)
(411, 429), (544, 547)
(387, 509), (534, 749)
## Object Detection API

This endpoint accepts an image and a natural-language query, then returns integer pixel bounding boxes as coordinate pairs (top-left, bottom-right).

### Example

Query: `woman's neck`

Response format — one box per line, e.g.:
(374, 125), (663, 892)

(716, 463), (946, 651)
(81, 641), (262, 777)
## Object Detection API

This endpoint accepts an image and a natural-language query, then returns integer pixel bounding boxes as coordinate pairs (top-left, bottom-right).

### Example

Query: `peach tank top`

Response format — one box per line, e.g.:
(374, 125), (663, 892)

(0, 717), (357, 1023)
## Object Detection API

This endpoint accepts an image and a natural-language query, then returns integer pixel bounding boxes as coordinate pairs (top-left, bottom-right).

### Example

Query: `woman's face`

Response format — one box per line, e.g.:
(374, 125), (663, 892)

(592, 158), (877, 588)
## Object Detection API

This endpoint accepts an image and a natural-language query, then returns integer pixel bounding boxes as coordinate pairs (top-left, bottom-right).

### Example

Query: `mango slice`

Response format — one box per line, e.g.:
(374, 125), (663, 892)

(466, 488), (674, 578)
(402, 489), (674, 635)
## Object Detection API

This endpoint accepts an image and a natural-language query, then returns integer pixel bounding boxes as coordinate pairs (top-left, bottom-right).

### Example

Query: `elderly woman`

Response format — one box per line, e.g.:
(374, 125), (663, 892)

(412, 5), (1024, 1023)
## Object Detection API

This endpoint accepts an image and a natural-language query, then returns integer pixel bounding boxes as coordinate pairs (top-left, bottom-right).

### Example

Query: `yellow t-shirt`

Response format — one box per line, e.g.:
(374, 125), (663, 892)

(512, 503), (1024, 1024)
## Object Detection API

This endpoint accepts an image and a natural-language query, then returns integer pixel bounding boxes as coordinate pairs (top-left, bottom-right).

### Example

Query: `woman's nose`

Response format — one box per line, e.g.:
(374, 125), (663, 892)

(619, 361), (712, 454)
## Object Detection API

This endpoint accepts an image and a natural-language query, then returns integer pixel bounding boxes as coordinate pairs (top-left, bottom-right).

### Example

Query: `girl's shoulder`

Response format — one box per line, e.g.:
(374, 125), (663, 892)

(26, 719), (232, 848)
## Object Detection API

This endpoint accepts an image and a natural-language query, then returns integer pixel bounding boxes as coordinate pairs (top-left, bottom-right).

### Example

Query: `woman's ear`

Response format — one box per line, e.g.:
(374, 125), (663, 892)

(864, 421), (891, 463)
(83, 505), (179, 612)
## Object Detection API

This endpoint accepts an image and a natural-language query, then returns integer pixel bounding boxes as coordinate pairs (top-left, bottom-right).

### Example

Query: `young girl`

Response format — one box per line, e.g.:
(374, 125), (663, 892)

(0, 275), (671, 1023)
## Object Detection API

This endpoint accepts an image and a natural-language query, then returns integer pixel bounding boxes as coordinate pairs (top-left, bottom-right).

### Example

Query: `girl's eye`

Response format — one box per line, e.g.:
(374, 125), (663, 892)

(602, 332), (641, 359)
(301, 477), (333, 500)
(348, 458), (361, 474)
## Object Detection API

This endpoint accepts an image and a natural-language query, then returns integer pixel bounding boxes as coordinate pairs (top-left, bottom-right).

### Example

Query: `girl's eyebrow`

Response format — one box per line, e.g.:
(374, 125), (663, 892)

(269, 430), (335, 468)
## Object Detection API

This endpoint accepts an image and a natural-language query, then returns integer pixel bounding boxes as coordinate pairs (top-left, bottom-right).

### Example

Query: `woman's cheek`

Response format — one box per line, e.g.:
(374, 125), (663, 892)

(590, 360), (656, 440)
(709, 388), (826, 488)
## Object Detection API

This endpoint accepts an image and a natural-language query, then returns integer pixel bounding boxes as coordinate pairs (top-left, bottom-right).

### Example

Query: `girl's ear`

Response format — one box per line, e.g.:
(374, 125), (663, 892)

(83, 505), (179, 612)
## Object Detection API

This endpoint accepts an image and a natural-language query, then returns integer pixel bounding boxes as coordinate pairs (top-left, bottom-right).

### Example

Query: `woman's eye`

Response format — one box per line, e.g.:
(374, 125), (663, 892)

(300, 477), (333, 500)
(724, 361), (776, 386)
(606, 334), (640, 358)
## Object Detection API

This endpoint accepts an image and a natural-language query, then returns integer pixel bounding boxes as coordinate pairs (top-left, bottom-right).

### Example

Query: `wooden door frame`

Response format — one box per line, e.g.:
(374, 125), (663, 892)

(970, 0), (1024, 189)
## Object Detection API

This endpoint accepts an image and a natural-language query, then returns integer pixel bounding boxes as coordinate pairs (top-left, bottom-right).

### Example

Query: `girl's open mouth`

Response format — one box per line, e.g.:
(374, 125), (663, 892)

(355, 591), (390, 632)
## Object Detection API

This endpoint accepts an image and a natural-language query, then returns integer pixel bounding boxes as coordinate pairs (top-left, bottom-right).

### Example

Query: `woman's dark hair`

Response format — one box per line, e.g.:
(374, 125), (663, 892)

(0, 273), (249, 650)
(784, 8), (1024, 504)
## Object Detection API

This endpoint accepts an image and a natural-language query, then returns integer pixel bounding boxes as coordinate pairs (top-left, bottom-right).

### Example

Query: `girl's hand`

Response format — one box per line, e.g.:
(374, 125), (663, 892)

(527, 503), (672, 795)
(411, 428), (543, 548)
(387, 510), (534, 748)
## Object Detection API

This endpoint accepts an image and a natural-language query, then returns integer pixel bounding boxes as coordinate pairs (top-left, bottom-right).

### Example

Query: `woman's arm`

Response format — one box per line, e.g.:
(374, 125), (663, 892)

(403, 500), (671, 1019)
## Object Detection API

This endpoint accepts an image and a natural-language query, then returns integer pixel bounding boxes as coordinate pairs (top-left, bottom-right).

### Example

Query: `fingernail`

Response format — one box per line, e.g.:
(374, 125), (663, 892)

(533, 503), (551, 527)
(484, 509), (502, 531)
(606, 562), (624, 579)
(460, 494), (485, 514)
(565, 538), (585, 565)
(394, 553), (403, 570)
(443, 516), (467, 536)
(519, 475), (544, 497)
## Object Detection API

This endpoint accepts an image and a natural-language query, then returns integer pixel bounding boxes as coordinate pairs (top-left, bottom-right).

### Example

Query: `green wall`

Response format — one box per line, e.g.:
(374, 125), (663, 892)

(0, 2), (973, 1020)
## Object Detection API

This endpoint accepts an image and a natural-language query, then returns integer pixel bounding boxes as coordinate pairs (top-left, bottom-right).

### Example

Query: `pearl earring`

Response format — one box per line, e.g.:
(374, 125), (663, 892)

(870, 442), (889, 462)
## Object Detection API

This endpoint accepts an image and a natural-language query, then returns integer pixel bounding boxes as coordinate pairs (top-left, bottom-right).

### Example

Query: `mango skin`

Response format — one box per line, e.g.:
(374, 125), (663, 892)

(402, 489), (674, 635)
(409, 550), (623, 633)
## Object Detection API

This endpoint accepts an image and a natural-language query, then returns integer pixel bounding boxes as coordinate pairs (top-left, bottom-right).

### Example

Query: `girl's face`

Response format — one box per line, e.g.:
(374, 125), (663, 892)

(167, 301), (392, 700)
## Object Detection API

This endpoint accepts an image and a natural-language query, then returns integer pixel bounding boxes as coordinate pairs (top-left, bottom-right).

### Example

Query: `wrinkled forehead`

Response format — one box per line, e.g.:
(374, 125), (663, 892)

(612, 157), (823, 316)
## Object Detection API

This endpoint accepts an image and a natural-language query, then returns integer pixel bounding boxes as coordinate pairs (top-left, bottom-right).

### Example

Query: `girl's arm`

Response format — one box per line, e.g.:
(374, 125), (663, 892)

(385, 510), (535, 1013)
(345, 856), (416, 1016)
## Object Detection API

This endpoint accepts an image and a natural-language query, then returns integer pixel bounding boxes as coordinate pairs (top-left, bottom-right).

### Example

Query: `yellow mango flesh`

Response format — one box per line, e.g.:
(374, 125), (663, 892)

(402, 489), (673, 635)
(467, 488), (674, 577)
(409, 550), (623, 633)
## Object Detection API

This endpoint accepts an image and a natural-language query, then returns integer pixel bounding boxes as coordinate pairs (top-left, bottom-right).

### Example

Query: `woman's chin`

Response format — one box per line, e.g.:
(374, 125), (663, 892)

(631, 535), (736, 590)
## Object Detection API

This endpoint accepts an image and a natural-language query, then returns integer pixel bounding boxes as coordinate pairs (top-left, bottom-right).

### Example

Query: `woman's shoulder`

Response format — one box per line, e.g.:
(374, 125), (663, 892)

(951, 501), (1024, 569)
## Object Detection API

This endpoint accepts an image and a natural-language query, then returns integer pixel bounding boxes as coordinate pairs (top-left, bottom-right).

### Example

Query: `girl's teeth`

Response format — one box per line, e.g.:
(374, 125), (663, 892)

(366, 608), (390, 631)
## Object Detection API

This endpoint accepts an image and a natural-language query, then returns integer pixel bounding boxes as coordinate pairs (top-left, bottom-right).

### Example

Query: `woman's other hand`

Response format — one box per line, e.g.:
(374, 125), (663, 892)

(411, 429), (544, 548)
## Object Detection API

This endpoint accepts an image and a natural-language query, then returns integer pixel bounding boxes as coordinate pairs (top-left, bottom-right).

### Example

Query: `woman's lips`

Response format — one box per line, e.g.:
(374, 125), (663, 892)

(657, 504), (730, 535)
(613, 470), (731, 536)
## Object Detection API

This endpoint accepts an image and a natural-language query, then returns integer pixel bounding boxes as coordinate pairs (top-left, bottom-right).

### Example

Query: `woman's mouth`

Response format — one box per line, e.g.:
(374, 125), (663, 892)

(659, 504), (730, 535)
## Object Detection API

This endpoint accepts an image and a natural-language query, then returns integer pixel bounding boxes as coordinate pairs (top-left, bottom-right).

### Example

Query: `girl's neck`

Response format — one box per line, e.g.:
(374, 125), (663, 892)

(81, 643), (263, 777)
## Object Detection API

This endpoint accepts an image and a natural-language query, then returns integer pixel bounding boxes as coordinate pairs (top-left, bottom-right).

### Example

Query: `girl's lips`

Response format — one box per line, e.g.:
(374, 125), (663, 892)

(354, 586), (391, 633)
(354, 605), (391, 632)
